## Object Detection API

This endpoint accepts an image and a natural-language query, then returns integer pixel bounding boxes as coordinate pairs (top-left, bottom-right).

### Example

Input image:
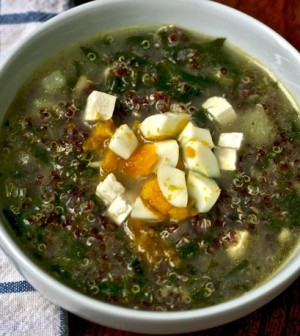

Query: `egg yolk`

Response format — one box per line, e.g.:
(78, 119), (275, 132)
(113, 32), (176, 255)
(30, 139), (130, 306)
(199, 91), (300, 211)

(102, 143), (158, 178)
(127, 219), (180, 267)
(140, 177), (173, 219)
(140, 177), (197, 221)
(84, 119), (115, 153)
(185, 145), (196, 158)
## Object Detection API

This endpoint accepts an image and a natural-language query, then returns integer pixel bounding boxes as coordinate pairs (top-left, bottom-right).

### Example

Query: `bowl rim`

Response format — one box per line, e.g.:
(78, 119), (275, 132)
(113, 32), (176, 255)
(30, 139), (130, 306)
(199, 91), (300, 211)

(0, 0), (299, 332)
(1, 0), (300, 72)
(1, 221), (299, 321)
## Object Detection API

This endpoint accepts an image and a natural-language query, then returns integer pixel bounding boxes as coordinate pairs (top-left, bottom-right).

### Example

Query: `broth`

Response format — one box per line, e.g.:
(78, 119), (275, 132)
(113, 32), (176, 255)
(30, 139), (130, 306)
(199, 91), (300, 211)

(0, 25), (299, 311)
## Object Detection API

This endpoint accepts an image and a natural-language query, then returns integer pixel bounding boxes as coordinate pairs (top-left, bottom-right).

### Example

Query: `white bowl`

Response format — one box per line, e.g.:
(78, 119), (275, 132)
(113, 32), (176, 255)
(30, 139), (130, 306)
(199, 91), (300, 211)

(0, 0), (299, 334)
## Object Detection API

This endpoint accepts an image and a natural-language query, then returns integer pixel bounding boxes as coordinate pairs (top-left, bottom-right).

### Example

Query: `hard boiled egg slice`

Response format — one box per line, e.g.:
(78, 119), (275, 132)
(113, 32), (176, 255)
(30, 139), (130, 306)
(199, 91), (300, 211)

(154, 140), (179, 171)
(182, 140), (220, 178)
(187, 170), (221, 213)
(109, 124), (139, 160)
(178, 121), (214, 148)
(157, 165), (188, 208)
(139, 112), (189, 140)
(131, 197), (160, 220)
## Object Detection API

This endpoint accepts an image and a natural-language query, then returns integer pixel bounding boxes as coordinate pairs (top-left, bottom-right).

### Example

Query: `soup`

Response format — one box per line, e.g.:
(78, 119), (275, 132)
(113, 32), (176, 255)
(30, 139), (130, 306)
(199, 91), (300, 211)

(0, 25), (299, 311)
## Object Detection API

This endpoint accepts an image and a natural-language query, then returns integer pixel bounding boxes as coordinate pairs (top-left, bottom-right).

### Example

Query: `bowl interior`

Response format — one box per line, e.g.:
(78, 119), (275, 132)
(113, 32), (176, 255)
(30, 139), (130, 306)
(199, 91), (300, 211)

(1, 0), (300, 116)
(0, 0), (299, 334)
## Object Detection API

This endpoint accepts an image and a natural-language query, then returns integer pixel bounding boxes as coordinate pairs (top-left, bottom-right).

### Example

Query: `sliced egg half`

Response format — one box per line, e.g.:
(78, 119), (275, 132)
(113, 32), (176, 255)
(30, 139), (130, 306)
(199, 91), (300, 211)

(182, 140), (220, 178)
(139, 112), (189, 140)
(187, 170), (221, 213)
(157, 165), (188, 208)
(154, 140), (179, 171)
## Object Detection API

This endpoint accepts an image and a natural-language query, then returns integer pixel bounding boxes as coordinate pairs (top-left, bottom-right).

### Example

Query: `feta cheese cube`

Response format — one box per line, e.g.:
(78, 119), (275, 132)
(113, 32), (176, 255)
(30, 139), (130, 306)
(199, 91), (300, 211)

(226, 231), (249, 258)
(131, 197), (159, 220)
(178, 121), (214, 148)
(95, 173), (125, 205)
(84, 90), (116, 123)
(139, 112), (189, 140)
(154, 140), (179, 171)
(214, 147), (237, 171)
(202, 96), (237, 125)
(107, 195), (132, 225)
(109, 124), (139, 159)
(218, 132), (244, 149)
(187, 170), (221, 213)
(182, 140), (220, 178)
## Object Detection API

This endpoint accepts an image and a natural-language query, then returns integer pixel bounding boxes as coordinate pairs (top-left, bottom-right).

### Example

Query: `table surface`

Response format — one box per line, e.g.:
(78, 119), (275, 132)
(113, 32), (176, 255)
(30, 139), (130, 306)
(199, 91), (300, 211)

(69, 1), (300, 335)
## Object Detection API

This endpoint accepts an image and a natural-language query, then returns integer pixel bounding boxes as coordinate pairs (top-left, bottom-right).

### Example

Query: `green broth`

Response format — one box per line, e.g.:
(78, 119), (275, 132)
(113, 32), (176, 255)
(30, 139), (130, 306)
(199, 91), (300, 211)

(0, 25), (299, 311)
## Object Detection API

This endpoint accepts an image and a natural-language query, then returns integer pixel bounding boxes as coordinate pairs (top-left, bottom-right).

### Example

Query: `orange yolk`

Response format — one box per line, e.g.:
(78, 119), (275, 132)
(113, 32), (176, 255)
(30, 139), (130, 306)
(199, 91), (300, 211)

(102, 143), (158, 179)
(185, 145), (196, 158)
(84, 119), (115, 153)
(140, 177), (197, 221)
(127, 219), (180, 267)
(140, 177), (173, 219)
